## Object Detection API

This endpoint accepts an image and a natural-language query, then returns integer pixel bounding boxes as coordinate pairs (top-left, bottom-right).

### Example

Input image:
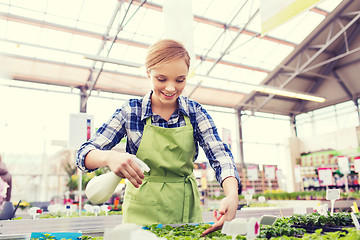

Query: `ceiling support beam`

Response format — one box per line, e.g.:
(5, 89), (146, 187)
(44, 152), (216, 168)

(80, 0), (124, 112)
(332, 70), (353, 100)
(356, 99), (360, 126)
(294, 10), (360, 112)
(128, 0), (313, 48)
(188, 9), (259, 98)
(236, 109), (245, 168)
(242, 0), (358, 114)
(289, 114), (298, 137)
(194, 0), (250, 70)
(0, 12), (270, 75)
(81, 0), (147, 111)
(79, 86), (87, 113)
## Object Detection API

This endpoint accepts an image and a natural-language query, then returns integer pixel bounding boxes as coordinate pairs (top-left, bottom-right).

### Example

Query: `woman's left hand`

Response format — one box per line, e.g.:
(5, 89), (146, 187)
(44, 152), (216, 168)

(201, 193), (238, 236)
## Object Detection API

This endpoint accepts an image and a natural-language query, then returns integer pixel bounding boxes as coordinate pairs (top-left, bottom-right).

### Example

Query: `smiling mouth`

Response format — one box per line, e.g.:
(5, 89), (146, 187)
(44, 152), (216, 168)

(162, 92), (176, 98)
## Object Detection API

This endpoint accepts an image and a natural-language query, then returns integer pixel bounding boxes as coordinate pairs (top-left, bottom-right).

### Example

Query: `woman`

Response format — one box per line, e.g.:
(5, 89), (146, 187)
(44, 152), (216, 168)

(76, 39), (241, 235)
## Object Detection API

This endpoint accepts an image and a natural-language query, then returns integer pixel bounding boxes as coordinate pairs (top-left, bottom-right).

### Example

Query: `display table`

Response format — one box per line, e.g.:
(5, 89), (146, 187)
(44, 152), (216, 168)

(0, 206), (311, 239)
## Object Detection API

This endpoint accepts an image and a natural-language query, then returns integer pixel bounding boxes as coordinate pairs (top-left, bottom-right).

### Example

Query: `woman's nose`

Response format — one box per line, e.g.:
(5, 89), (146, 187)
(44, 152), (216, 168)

(165, 84), (175, 92)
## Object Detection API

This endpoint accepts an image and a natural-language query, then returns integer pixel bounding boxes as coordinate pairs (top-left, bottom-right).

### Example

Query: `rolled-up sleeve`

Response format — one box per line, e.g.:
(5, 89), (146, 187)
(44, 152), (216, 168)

(76, 107), (127, 172)
(194, 105), (241, 193)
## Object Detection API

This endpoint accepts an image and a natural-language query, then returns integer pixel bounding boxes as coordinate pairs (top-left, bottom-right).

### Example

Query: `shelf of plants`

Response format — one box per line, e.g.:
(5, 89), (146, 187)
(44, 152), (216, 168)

(2, 210), (360, 239)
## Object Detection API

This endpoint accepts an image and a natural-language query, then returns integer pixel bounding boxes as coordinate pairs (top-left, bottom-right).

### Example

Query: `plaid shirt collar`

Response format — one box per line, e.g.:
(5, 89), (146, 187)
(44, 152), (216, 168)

(140, 90), (190, 122)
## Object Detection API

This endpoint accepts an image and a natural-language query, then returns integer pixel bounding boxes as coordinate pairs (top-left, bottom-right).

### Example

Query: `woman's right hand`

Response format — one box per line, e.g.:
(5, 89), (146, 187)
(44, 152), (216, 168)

(105, 151), (145, 188)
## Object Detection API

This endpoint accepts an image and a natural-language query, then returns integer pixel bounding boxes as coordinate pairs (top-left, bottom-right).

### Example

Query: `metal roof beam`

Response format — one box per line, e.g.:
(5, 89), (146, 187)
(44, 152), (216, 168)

(81, 0), (124, 112)
(82, 0), (143, 111)
(3, 53), (248, 98)
(129, 0), (315, 48)
(294, 10), (360, 112)
(195, 0), (250, 70)
(188, 9), (259, 98)
(0, 12), (268, 74)
(245, 1), (357, 114)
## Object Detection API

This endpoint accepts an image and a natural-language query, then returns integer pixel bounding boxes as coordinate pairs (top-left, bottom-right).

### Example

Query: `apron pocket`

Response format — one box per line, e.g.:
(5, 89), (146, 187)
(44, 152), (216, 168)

(122, 198), (159, 226)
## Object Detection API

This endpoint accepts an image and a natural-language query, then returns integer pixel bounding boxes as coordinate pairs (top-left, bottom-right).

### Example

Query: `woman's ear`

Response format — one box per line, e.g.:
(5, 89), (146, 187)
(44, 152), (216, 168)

(146, 69), (151, 79)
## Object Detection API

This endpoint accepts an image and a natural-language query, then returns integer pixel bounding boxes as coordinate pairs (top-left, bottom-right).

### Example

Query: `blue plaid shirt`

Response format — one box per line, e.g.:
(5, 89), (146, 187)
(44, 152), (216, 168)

(76, 91), (241, 189)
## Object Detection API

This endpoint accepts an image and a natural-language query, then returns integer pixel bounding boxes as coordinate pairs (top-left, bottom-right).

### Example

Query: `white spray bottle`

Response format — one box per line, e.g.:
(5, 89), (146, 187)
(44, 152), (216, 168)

(85, 157), (150, 204)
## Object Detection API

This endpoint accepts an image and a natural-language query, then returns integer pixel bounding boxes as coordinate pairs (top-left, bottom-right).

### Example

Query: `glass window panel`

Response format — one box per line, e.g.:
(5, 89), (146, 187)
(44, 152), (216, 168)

(6, 22), (42, 45)
(132, 34), (158, 46)
(246, 13), (262, 33)
(313, 105), (335, 117)
(209, 64), (237, 80)
(45, 0), (85, 21)
(336, 101), (359, 129)
(194, 23), (223, 53)
(263, 44), (294, 67)
(127, 10), (164, 39)
(64, 52), (92, 67)
(38, 28), (73, 50)
(77, 0), (117, 28)
(0, 83), (79, 154)
(204, 109), (239, 161)
(43, 14), (77, 28)
(244, 39), (281, 64)
(87, 96), (128, 130)
(242, 115), (291, 144)
(192, 0), (211, 16)
(337, 111), (359, 129)
(244, 71), (268, 84)
(243, 142), (287, 169)
(316, 0), (343, 12)
(4, 43), (40, 59)
(296, 120), (313, 138)
(0, 20), (6, 39)
(108, 44), (148, 64)
(200, 0), (240, 23)
(268, 11), (325, 44)
(0, 3), (9, 12)
(8, 4), (46, 20)
(68, 35), (102, 56)
(335, 101), (357, 114)
(230, 0), (260, 31)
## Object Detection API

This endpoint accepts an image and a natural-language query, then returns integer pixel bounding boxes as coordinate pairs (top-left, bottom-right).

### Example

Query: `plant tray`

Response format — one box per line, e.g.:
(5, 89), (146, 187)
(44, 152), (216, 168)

(291, 224), (354, 233)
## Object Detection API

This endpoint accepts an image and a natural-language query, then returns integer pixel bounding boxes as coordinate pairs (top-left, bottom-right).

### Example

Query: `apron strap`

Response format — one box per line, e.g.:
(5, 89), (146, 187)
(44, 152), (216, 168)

(144, 173), (197, 223)
(145, 114), (191, 126)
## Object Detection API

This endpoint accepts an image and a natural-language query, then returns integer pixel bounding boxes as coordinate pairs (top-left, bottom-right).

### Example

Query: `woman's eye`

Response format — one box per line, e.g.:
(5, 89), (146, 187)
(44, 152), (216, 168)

(156, 77), (166, 81)
(177, 78), (185, 83)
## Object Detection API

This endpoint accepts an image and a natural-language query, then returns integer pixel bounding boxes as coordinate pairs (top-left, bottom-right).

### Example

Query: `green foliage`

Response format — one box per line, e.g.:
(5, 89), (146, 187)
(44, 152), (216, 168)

(64, 163), (110, 191)
(269, 228), (360, 240)
(288, 212), (356, 227)
(39, 210), (122, 219)
(26, 212), (360, 240)
(259, 217), (305, 239)
(147, 223), (246, 239)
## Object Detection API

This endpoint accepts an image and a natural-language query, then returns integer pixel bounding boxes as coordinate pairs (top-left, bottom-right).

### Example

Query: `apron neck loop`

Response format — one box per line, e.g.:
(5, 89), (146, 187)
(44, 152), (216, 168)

(145, 114), (191, 126)
(146, 116), (152, 125)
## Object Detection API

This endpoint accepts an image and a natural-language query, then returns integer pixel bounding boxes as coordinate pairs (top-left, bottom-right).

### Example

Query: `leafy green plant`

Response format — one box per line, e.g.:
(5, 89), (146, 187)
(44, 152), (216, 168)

(259, 217), (305, 239)
(288, 212), (356, 228)
(147, 223), (245, 239)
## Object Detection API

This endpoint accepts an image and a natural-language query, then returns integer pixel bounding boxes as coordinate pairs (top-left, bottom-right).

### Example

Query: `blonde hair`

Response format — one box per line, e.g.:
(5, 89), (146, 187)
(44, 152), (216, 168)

(145, 39), (190, 71)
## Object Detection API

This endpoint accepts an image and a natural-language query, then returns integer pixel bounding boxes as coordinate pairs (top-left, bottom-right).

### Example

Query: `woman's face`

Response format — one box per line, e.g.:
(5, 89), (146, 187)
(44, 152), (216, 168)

(148, 59), (188, 106)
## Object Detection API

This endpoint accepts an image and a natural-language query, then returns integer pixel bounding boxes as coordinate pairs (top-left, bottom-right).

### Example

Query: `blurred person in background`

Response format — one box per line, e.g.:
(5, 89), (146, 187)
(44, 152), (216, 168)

(0, 155), (12, 205)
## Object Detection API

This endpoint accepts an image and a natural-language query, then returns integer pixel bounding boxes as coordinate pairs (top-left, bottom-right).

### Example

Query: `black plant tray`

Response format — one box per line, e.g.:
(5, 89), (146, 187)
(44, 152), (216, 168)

(291, 224), (354, 233)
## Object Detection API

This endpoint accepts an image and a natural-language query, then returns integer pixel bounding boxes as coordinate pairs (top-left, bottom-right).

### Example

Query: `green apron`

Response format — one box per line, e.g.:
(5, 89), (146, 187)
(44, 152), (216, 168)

(122, 115), (203, 225)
